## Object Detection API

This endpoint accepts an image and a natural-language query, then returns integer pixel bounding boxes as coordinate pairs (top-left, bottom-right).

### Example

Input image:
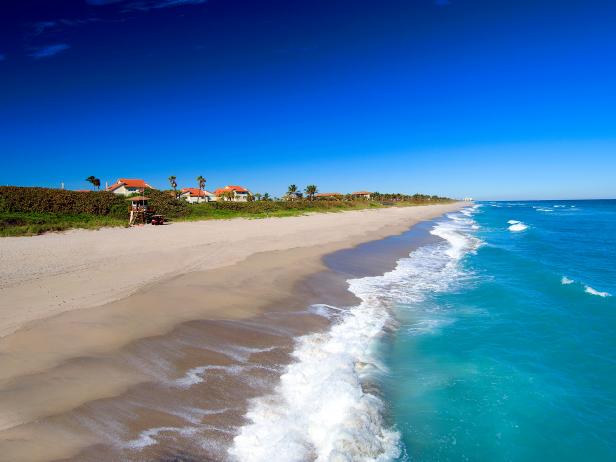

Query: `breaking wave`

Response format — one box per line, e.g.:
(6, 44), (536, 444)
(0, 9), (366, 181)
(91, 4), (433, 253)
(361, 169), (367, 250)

(508, 222), (528, 232)
(584, 285), (612, 297)
(228, 207), (479, 462)
(561, 276), (574, 285)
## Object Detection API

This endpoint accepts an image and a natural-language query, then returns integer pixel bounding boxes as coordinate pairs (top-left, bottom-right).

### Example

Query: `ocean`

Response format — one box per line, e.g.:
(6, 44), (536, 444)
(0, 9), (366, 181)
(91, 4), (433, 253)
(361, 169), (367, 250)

(230, 200), (616, 461)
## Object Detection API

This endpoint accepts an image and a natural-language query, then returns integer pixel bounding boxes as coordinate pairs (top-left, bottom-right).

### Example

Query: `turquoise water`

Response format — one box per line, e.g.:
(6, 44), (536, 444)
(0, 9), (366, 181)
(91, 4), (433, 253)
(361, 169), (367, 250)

(386, 201), (616, 461)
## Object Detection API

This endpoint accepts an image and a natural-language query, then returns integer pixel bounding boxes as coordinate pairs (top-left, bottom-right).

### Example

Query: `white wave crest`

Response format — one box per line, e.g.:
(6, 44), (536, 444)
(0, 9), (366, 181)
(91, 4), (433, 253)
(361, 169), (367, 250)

(561, 276), (574, 285)
(126, 426), (200, 450)
(584, 286), (612, 297)
(508, 222), (528, 232)
(174, 363), (279, 389)
(507, 220), (520, 225)
(228, 299), (399, 461)
(228, 210), (478, 462)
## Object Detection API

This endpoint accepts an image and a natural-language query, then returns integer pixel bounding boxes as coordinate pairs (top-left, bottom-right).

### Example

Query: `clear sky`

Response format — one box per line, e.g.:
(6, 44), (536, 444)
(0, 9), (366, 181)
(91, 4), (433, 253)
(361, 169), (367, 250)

(1, 0), (615, 200)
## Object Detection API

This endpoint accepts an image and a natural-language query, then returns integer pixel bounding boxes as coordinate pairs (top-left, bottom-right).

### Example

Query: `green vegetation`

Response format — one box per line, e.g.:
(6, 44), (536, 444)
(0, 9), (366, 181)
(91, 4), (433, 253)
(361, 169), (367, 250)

(183, 198), (383, 220)
(168, 176), (178, 198)
(0, 186), (127, 236)
(0, 186), (127, 216)
(196, 175), (206, 196)
(0, 212), (126, 237)
(85, 175), (101, 191)
(305, 184), (318, 200)
(0, 185), (453, 237)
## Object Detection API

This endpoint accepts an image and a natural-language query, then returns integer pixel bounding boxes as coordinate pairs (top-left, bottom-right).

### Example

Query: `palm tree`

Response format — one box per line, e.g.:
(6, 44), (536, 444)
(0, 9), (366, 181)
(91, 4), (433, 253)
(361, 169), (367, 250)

(196, 175), (206, 203)
(305, 184), (317, 200)
(286, 184), (298, 201)
(219, 190), (235, 202)
(254, 193), (262, 201)
(168, 176), (178, 198)
(85, 176), (97, 191)
(262, 192), (271, 201)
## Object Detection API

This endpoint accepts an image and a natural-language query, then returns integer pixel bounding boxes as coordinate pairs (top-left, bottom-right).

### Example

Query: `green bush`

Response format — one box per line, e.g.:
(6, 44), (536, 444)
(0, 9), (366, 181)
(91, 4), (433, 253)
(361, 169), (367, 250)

(185, 199), (385, 219)
(0, 186), (126, 216)
(142, 188), (190, 218)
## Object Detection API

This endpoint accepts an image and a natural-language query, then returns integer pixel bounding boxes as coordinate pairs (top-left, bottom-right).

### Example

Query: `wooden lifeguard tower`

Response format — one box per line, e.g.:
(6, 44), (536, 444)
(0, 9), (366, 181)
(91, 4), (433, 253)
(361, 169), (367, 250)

(127, 196), (149, 226)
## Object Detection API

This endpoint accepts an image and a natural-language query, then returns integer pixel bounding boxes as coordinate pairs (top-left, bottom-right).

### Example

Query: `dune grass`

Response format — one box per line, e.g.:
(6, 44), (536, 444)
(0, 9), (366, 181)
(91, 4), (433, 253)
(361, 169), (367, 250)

(0, 212), (127, 237)
(180, 200), (384, 221)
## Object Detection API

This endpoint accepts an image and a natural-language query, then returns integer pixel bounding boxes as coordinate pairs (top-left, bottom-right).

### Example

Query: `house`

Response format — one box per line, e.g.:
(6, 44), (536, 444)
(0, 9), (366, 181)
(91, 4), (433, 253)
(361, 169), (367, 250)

(214, 185), (252, 202)
(107, 178), (155, 196)
(351, 191), (372, 200)
(315, 192), (343, 200)
(284, 191), (303, 201)
(180, 187), (216, 204)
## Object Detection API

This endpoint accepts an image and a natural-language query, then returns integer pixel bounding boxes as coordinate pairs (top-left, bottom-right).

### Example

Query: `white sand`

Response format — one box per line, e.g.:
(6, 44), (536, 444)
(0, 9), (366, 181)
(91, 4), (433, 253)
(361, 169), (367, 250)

(0, 204), (464, 338)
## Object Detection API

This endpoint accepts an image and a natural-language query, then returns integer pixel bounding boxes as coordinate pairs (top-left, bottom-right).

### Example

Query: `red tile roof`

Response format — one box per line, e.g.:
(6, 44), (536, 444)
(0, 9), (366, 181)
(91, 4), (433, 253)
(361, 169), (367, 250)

(107, 178), (154, 191)
(214, 185), (249, 195)
(181, 188), (212, 197)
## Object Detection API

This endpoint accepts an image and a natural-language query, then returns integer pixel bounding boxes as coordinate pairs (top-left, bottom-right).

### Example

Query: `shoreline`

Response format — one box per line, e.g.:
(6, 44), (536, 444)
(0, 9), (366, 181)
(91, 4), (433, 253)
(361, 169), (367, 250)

(0, 203), (466, 462)
(0, 204), (465, 338)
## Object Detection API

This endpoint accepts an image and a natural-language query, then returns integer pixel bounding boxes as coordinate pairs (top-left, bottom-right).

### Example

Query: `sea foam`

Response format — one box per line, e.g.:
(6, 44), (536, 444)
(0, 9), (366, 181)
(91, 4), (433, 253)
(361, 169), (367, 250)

(584, 286), (612, 297)
(228, 208), (478, 461)
(561, 276), (574, 285)
(508, 222), (528, 232)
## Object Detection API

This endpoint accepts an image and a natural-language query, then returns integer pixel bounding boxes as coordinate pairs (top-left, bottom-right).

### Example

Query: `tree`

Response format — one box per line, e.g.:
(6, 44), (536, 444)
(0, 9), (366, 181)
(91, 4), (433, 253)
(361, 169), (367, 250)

(196, 175), (206, 203)
(168, 176), (178, 198)
(305, 184), (318, 200)
(219, 190), (235, 201)
(85, 176), (100, 191)
(254, 193), (262, 201)
(286, 184), (299, 201)
(262, 192), (271, 201)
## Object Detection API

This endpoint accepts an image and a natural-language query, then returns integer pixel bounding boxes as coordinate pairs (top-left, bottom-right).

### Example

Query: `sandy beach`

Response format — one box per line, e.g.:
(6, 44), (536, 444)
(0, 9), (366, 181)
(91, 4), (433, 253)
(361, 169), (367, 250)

(0, 203), (465, 461)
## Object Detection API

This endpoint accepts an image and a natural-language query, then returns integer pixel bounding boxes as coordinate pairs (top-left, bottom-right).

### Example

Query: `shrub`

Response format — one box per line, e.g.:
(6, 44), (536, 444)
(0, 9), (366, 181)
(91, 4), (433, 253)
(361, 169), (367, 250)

(142, 188), (190, 218)
(187, 199), (372, 216)
(0, 186), (126, 216)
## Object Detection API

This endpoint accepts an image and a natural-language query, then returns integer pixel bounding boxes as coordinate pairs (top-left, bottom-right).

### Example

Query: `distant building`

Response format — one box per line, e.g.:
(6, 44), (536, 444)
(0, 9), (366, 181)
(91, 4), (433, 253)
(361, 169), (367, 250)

(351, 191), (372, 200)
(107, 178), (155, 196)
(214, 185), (252, 202)
(464, 197), (474, 202)
(315, 192), (343, 199)
(284, 191), (303, 201)
(179, 187), (216, 204)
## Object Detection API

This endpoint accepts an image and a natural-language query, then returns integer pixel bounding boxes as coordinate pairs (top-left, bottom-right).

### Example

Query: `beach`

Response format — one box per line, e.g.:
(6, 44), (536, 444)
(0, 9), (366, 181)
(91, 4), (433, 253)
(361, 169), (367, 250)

(0, 203), (465, 462)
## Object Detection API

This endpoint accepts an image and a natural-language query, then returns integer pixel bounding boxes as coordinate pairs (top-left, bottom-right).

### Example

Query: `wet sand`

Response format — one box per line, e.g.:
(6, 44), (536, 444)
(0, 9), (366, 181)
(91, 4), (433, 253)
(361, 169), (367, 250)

(0, 204), (465, 461)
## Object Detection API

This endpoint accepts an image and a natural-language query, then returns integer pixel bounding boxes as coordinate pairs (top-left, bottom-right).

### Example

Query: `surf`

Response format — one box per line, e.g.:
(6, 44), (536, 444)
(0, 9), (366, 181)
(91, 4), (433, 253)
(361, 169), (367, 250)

(228, 207), (479, 461)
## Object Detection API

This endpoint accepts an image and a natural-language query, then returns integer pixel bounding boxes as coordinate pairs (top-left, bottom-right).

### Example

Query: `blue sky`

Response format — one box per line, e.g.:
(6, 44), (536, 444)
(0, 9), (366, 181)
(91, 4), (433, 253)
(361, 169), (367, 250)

(1, 0), (615, 199)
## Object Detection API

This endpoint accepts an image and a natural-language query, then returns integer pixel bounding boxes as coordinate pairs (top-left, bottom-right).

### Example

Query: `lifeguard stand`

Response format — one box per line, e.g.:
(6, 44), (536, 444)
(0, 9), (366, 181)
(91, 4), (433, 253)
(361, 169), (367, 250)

(127, 196), (149, 226)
